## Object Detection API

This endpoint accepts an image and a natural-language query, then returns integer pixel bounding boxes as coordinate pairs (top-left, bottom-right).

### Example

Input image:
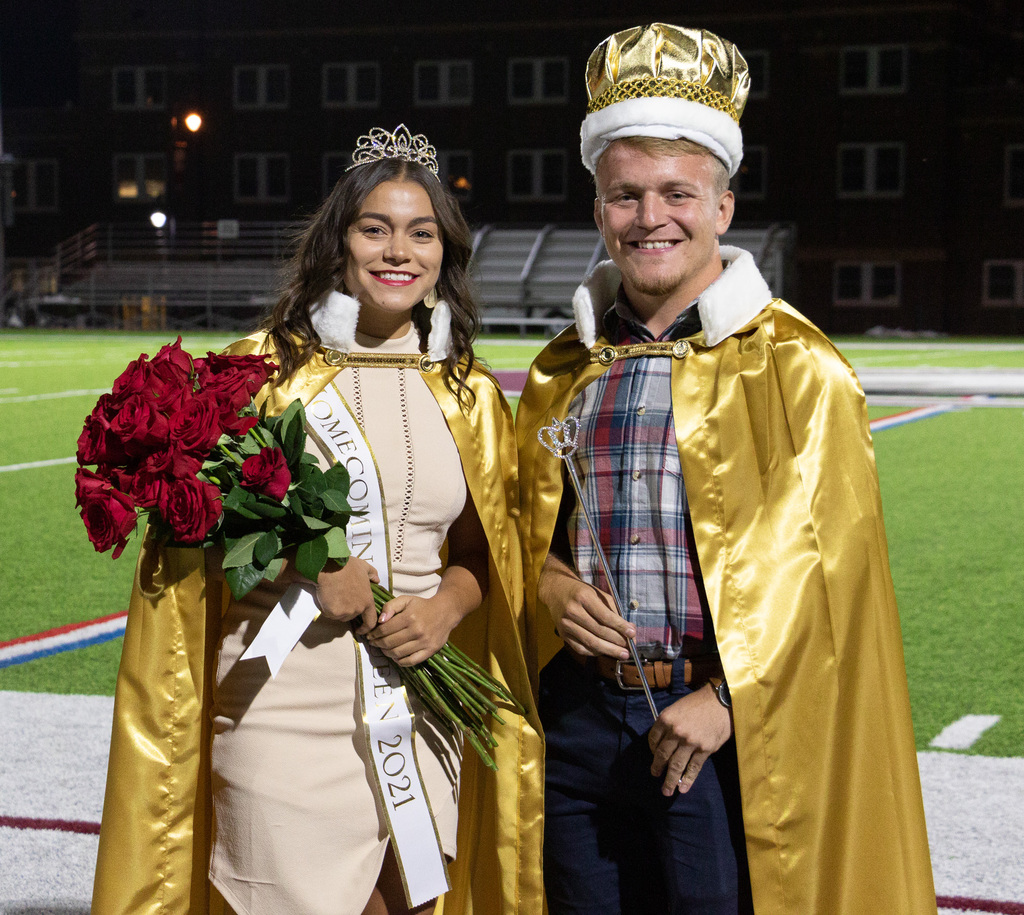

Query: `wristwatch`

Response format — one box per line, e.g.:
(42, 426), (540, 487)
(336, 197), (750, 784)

(708, 677), (732, 709)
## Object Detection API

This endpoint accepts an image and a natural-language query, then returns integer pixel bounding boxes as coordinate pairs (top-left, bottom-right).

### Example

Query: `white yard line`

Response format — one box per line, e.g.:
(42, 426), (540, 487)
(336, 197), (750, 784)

(0, 388), (109, 404)
(0, 457), (77, 473)
(931, 715), (1003, 750)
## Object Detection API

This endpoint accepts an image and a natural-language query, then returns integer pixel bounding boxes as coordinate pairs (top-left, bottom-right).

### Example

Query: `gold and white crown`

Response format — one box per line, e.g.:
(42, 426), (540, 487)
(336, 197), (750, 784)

(345, 124), (439, 178)
(581, 23), (750, 176)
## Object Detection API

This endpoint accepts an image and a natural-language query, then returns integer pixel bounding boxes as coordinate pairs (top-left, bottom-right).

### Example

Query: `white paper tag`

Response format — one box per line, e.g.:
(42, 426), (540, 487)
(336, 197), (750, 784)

(239, 583), (320, 678)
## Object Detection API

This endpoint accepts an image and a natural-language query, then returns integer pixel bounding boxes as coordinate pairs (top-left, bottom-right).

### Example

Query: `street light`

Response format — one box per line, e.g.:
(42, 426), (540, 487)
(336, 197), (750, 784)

(150, 210), (168, 229)
(184, 112), (203, 133)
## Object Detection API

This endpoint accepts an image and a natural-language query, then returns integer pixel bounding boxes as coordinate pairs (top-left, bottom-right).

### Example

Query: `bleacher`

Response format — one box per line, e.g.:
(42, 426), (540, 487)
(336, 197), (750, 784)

(12, 220), (793, 334)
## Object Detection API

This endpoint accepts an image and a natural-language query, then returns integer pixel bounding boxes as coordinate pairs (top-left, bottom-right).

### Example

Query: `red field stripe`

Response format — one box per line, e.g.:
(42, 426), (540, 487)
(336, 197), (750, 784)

(0, 611), (127, 648)
(938, 896), (1024, 914)
(0, 814), (100, 835)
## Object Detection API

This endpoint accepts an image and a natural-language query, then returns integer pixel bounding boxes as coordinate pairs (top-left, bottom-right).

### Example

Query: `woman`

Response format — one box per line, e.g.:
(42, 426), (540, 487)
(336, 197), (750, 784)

(90, 126), (544, 915)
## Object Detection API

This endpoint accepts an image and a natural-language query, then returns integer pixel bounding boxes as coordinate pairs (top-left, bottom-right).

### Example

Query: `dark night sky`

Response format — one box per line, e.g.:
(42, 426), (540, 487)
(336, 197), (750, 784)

(0, 0), (79, 109)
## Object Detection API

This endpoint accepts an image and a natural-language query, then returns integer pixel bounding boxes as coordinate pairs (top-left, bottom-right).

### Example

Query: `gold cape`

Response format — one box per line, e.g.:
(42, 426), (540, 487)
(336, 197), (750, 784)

(91, 336), (545, 915)
(516, 301), (936, 914)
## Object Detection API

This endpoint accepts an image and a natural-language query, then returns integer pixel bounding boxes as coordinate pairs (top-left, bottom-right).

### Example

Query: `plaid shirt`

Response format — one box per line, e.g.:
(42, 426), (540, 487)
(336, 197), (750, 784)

(566, 295), (711, 659)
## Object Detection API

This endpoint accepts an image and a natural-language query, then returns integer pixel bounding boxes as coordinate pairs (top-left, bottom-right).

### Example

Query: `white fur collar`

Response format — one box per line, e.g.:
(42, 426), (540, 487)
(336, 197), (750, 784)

(309, 289), (452, 362)
(571, 246), (773, 349)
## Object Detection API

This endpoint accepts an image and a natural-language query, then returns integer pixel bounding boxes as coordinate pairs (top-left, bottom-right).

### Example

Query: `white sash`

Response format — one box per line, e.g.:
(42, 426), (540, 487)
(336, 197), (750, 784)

(241, 380), (450, 906)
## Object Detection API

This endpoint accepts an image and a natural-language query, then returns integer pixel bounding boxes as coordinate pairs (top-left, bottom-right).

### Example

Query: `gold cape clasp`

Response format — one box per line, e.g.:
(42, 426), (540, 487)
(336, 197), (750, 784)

(589, 339), (691, 365)
(322, 350), (436, 372)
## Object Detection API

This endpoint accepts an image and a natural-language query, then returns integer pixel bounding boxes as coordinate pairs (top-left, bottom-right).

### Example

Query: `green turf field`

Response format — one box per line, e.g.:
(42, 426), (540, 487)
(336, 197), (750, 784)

(2, 330), (1023, 758)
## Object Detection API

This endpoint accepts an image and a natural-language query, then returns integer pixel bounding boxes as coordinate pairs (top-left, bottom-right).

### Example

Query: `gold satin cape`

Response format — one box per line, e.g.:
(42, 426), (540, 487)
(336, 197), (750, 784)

(91, 336), (545, 915)
(516, 301), (936, 915)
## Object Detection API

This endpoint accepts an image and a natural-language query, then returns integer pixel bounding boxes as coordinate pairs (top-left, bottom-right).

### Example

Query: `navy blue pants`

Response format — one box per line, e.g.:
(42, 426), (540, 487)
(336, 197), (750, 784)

(540, 649), (752, 915)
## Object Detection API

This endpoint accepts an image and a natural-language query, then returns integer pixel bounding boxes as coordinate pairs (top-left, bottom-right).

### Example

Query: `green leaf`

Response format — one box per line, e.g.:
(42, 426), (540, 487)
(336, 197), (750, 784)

(322, 463), (350, 493)
(222, 531), (262, 568)
(295, 536), (329, 580)
(254, 529), (282, 567)
(324, 526), (350, 562)
(321, 488), (351, 512)
(223, 486), (256, 512)
(226, 562), (265, 600)
(278, 400), (306, 462)
(248, 500), (288, 520)
(301, 515), (332, 530)
(262, 557), (284, 583)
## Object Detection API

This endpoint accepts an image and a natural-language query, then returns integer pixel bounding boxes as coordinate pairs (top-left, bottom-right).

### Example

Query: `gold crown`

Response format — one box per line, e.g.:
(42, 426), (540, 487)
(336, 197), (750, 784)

(346, 124), (439, 178)
(585, 24), (750, 124)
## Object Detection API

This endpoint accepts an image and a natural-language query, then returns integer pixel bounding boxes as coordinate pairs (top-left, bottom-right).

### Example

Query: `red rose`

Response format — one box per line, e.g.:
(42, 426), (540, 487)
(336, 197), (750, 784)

(109, 394), (171, 457)
(77, 396), (127, 466)
(130, 449), (204, 509)
(109, 355), (153, 407)
(195, 351), (276, 395)
(168, 394), (224, 454)
(151, 337), (194, 377)
(148, 341), (195, 413)
(241, 447), (292, 501)
(158, 475), (223, 543)
(75, 468), (139, 558)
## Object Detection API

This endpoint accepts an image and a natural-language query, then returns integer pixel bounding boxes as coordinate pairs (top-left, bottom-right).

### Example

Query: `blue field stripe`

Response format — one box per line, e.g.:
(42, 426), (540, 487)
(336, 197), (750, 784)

(0, 627), (126, 669)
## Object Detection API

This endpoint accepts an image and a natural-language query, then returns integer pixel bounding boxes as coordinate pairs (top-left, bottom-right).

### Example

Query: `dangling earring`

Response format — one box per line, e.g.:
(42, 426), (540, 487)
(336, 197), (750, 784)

(423, 288), (438, 310)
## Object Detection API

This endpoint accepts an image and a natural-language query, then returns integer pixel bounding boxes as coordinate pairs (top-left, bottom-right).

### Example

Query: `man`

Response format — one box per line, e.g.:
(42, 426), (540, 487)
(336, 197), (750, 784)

(517, 23), (936, 915)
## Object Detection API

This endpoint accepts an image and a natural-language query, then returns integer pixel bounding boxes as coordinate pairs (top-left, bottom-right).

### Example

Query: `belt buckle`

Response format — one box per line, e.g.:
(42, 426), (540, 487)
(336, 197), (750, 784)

(614, 660), (646, 691)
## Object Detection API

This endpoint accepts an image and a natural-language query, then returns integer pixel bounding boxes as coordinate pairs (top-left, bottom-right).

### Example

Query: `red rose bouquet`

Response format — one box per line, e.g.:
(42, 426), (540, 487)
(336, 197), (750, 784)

(74, 338), (355, 598)
(75, 338), (521, 768)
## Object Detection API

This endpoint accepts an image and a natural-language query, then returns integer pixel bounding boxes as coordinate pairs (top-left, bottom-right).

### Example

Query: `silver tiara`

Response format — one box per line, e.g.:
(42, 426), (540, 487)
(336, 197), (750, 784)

(345, 124), (439, 178)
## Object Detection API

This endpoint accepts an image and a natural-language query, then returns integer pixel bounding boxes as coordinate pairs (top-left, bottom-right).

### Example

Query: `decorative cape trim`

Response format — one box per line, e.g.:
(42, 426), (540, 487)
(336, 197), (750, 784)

(580, 96), (744, 176)
(571, 245), (773, 349)
(310, 289), (452, 361)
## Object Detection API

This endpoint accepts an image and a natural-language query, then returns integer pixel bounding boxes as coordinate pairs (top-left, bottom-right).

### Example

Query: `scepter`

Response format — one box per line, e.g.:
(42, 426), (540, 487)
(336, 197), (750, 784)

(539, 416), (658, 722)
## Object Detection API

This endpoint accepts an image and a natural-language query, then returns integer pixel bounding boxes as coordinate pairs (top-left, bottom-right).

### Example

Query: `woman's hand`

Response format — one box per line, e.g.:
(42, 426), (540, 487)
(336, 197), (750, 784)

(365, 594), (463, 667)
(315, 555), (381, 635)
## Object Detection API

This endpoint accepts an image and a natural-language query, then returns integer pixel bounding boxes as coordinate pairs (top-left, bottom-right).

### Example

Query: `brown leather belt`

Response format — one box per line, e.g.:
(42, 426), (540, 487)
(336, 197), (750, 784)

(569, 650), (723, 691)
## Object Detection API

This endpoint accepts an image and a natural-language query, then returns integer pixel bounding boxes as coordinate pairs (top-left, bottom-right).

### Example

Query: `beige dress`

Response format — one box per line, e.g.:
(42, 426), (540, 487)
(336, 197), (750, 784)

(210, 326), (467, 915)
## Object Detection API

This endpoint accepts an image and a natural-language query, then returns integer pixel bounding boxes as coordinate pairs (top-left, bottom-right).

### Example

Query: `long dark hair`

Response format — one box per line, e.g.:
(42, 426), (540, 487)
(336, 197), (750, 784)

(264, 157), (480, 405)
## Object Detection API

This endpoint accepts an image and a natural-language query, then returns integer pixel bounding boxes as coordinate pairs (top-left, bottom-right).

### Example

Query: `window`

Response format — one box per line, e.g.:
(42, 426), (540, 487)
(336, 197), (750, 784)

(508, 58), (568, 104)
(112, 67), (166, 109)
(415, 61), (472, 106)
(744, 51), (769, 98)
(114, 154), (165, 201)
(834, 263), (900, 305)
(1006, 146), (1024, 205)
(234, 153), (289, 202)
(234, 65), (289, 109)
(507, 150), (566, 201)
(735, 146), (766, 198)
(983, 261), (1024, 305)
(838, 143), (904, 197)
(323, 63), (379, 108)
(438, 150), (473, 200)
(841, 46), (907, 94)
(13, 159), (58, 211)
(323, 152), (351, 196)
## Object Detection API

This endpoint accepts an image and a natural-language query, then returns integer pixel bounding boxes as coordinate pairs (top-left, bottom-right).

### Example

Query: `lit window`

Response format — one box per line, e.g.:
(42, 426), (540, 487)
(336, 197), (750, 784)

(983, 261), (1024, 305)
(507, 150), (566, 202)
(838, 143), (904, 197)
(834, 262), (901, 305)
(113, 154), (165, 201)
(415, 61), (472, 106)
(112, 67), (166, 109)
(1006, 146), (1024, 205)
(508, 58), (568, 104)
(234, 153), (290, 202)
(13, 159), (58, 212)
(841, 46), (907, 94)
(234, 66), (289, 109)
(323, 63), (379, 108)
(438, 150), (473, 200)
(735, 146), (766, 198)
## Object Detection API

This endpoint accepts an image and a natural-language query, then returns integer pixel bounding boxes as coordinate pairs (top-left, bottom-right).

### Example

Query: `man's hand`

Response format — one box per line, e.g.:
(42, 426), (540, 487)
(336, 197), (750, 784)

(538, 554), (635, 659)
(648, 683), (734, 796)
